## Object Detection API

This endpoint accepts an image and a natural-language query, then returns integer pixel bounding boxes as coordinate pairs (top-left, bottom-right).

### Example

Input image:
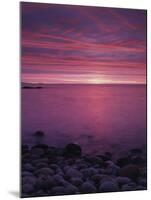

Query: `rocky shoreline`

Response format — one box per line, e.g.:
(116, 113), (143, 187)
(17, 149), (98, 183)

(21, 143), (147, 198)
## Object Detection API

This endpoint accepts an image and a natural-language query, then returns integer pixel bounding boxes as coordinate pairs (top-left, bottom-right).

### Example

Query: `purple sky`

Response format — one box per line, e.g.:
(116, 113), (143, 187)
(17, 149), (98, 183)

(21, 2), (147, 84)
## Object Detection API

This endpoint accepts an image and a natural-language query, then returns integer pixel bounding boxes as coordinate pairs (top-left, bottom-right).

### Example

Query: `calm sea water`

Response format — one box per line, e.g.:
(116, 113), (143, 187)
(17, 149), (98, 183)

(21, 84), (146, 156)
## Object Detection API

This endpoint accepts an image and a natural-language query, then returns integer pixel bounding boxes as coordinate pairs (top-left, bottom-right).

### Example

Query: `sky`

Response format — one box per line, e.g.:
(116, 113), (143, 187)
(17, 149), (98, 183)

(21, 2), (147, 84)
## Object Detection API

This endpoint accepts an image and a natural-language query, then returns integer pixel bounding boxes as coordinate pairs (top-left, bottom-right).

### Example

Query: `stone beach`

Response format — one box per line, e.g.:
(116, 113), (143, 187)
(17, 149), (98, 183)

(21, 143), (147, 198)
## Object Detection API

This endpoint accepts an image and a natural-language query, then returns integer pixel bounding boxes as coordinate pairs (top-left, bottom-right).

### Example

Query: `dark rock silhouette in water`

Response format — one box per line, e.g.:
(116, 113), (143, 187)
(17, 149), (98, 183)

(33, 131), (45, 144)
(63, 143), (82, 158)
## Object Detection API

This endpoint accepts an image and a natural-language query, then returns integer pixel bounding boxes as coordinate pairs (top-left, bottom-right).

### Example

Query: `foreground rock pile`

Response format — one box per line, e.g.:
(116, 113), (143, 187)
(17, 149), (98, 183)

(21, 143), (147, 197)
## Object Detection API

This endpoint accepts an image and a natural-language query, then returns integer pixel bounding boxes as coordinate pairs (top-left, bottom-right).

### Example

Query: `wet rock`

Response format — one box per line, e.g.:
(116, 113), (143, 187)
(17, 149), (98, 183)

(118, 164), (140, 180)
(81, 181), (97, 193)
(116, 156), (131, 167)
(137, 178), (147, 187)
(130, 148), (142, 155)
(135, 185), (146, 190)
(64, 143), (82, 158)
(131, 156), (145, 165)
(105, 161), (120, 175)
(91, 174), (103, 185)
(22, 171), (33, 177)
(31, 148), (45, 157)
(22, 176), (37, 186)
(70, 177), (83, 187)
(116, 177), (131, 186)
(35, 162), (48, 169)
(65, 184), (79, 194)
(51, 186), (66, 195)
(22, 183), (34, 194)
(22, 145), (29, 155)
(35, 175), (54, 190)
(99, 181), (119, 192)
(35, 167), (54, 176)
(121, 183), (136, 191)
(23, 163), (35, 172)
(66, 167), (83, 179)
(81, 167), (98, 178)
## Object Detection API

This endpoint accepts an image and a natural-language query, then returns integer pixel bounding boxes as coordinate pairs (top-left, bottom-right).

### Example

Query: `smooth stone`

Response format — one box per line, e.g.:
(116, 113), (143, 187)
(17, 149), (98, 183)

(81, 167), (98, 177)
(23, 163), (35, 172)
(105, 161), (120, 175)
(131, 156), (145, 165)
(65, 184), (79, 194)
(137, 178), (147, 187)
(53, 174), (65, 184)
(121, 183), (135, 191)
(81, 181), (97, 193)
(35, 162), (48, 169)
(91, 174), (103, 183)
(99, 181), (119, 192)
(66, 167), (83, 179)
(31, 148), (45, 156)
(22, 176), (37, 186)
(50, 164), (59, 170)
(36, 175), (57, 189)
(130, 148), (142, 155)
(51, 186), (66, 195)
(118, 164), (140, 180)
(35, 167), (54, 176)
(116, 156), (131, 167)
(22, 183), (34, 194)
(64, 143), (82, 158)
(135, 185), (146, 190)
(116, 177), (131, 186)
(70, 177), (83, 187)
(22, 171), (33, 177)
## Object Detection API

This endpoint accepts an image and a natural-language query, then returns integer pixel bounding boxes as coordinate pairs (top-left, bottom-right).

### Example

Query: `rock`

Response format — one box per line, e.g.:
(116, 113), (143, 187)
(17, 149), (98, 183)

(99, 181), (119, 192)
(64, 143), (82, 158)
(80, 167), (98, 178)
(121, 183), (136, 191)
(137, 178), (147, 187)
(65, 184), (79, 194)
(116, 177), (131, 186)
(135, 185), (146, 190)
(22, 171), (33, 177)
(66, 167), (83, 179)
(91, 174), (102, 183)
(36, 175), (56, 190)
(81, 181), (97, 193)
(34, 130), (45, 137)
(105, 161), (120, 175)
(31, 148), (45, 157)
(35, 167), (54, 176)
(23, 163), (35, 172)
(47, 147), (58, 158)
(22, 176), (37, 186)
(131, 156), (145, 165)
(35, 162), (48, 169)
(116, 156), (131, 167)
(51, 186), (66, 195)
(70, 177), (83, 187)
(130, 148), (142, 155)
(105, 152), (112, 160)
(118, 164), (140, 180)
(22, 145), (29, 155)
(22, 183), (34, 194)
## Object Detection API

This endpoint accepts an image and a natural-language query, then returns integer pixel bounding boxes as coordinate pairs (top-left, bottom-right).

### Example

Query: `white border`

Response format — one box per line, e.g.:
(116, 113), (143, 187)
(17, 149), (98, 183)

(0, 0), (150, 199)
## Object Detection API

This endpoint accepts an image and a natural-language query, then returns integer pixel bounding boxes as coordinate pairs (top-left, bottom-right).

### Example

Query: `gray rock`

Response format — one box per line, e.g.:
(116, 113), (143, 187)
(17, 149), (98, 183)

(99, 181), (119, 192)
(23, 163), (35, 172)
